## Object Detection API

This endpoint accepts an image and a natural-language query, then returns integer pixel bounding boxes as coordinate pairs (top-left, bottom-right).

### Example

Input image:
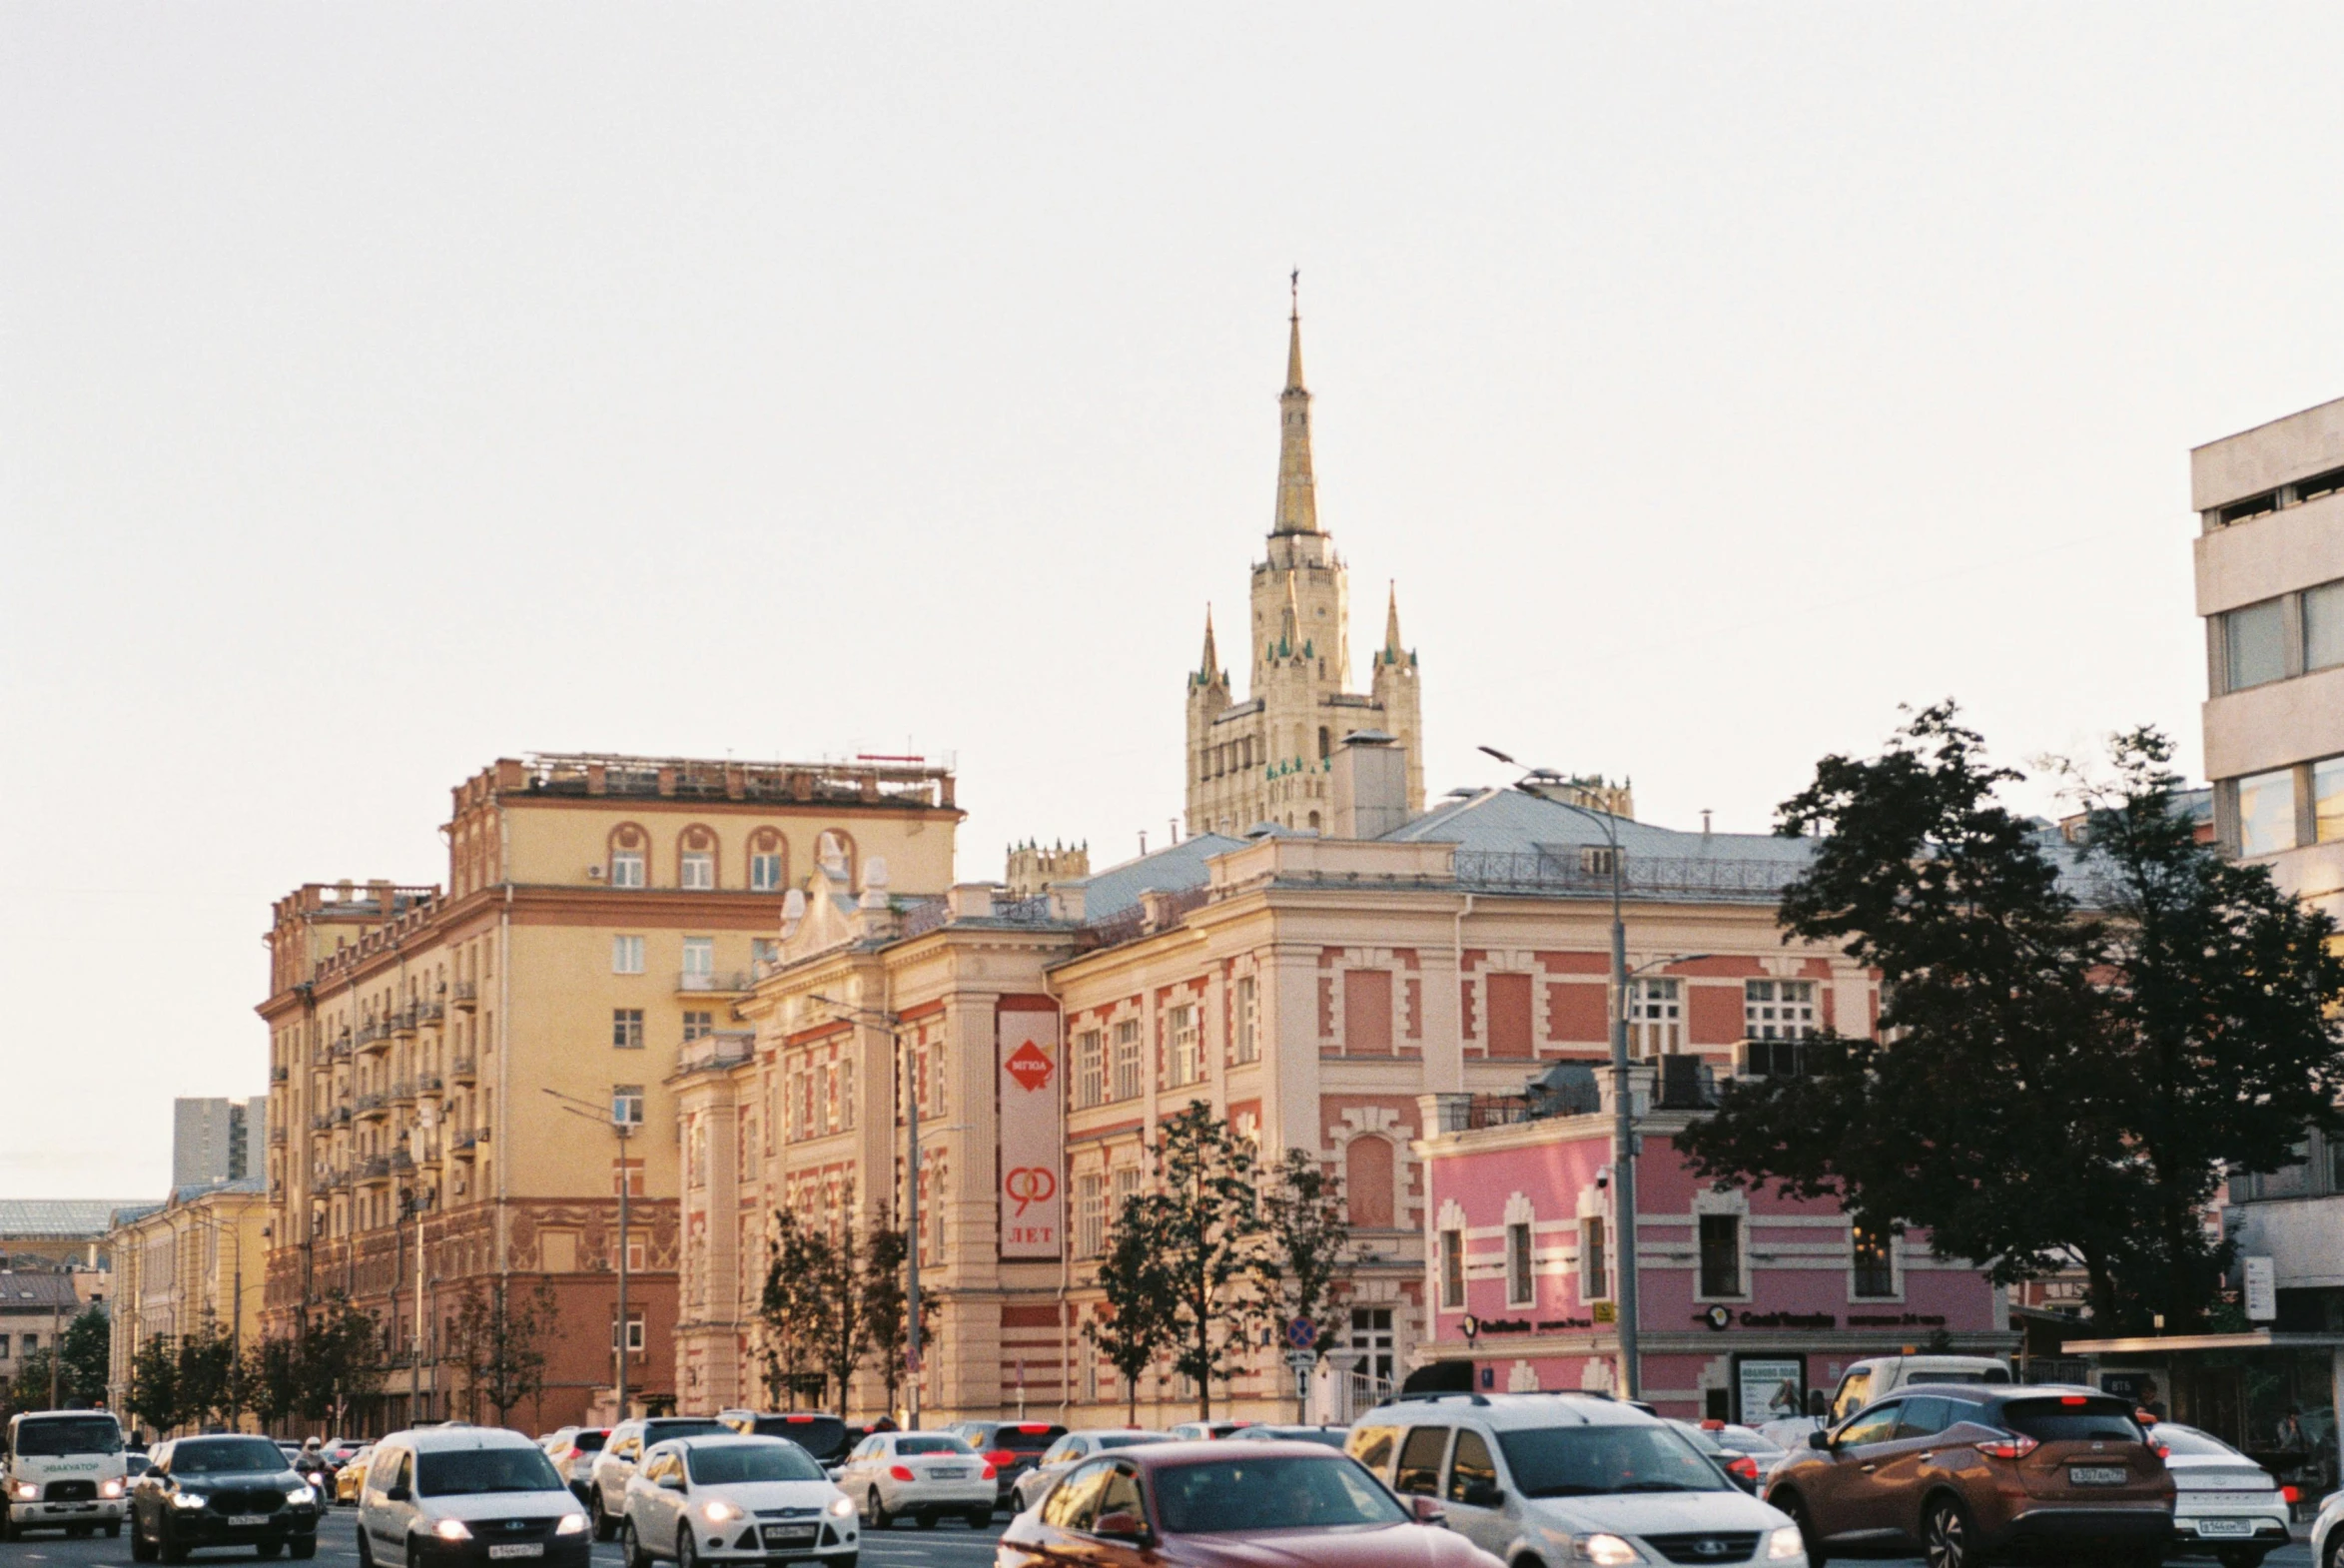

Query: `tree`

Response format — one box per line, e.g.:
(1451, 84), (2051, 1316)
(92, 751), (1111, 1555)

(176, 1321), (241, 1429)
(1255, 1148), (1353, 1368)
(861, 1206), (927, 1420)
(297, 1293), (386, 1425)
(800, 1192), (868, 1417)
(756, 1208), (825, 1407)
(1136, 1101), (1268, 1419)
(126, 1334), (184, 1437)
(60, 1306), (110, 1407)
(1676, 707), (2344, 1333)
(446, 1277), (559, 1425)
(1085, 1196), (1174, 1424)
(241, 1337), (301, 1434)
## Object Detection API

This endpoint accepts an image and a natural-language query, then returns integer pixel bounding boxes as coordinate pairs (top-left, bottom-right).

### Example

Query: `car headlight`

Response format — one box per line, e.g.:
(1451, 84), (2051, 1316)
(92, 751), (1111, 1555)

(826, 1495), (856, 1518)
(12, 1481), (40, 1501)
(1766, 1524), (1805, 1560)
(1574, 1536), (1643, 1566)
(555, 1514), (589, 1536)
(287, 1487), (317, 1507)
(172, 1491), (210, 1510)
(433, 1518), (474, 1541)
(101, 1479), (126, 1499)
(702, 1500), (745, 1523)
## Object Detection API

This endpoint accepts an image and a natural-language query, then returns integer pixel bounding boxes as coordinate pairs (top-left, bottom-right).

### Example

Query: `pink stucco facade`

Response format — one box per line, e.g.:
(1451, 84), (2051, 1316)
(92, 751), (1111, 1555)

(1415, 1092), (2012, 1423)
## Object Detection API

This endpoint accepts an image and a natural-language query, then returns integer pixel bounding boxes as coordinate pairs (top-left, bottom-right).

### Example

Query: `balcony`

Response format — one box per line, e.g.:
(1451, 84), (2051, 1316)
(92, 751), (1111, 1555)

(417, 1001), (445, 1026)
(676, 970), (756, 996)
(391, 1007), (419, 1039)
(417, 1073), (443, 1095)
(330, 1037), (354, 1063)
(450, 1131), (480, 1157)
(356, 1157), (391, 1182)
(449, 1055), (477, 1083)
(678, 1031), (757, 1076)
(269, 1127), (288, 1147)
(333, 1106), (353, 1126)
(356, 1020), (387, 1047)
(311, 1113), (336, 1133)
(390, 1081), (415, 1105)
(1736, 1037), (1811, 1080)
(356, 1093), (389, 1120)
(391, 1149), (415, 1173)
(272, 1065), (290, 1084)
(451, 981), (478, 1012)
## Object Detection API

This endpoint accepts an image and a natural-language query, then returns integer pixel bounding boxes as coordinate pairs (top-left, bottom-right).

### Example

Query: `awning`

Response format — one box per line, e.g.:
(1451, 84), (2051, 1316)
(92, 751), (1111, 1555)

(2060, 1330), (2344, 1354)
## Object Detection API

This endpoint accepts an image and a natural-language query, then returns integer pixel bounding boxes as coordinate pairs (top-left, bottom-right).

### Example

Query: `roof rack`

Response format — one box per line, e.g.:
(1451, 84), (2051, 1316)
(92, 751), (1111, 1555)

(1392, 1391), (1491, 1405)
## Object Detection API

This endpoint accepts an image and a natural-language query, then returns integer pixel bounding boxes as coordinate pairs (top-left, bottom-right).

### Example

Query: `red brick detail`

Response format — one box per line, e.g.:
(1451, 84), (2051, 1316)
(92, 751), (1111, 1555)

(1487, 973), (1534, 1059)
(1319, 947), (1345, 968)
(1344, 971), (1393, 1055)
(1461, 949), (1487, 974)
(1318, 976), (1335, 1040)
(1403, 979), (1423, 1040)
(998, 994), (1059, 1014)
(1689, 984), (1746, 1046)
(1545, 982), (1606, 1044)
(1001, 1303), (1062, 1328)
(1346, 1136), (1396, 1227)
(1536, 951), (1609, 975)
(1671, 955), (1768, 978)
(1822, 986), (1837, 1031)
(1460, 979), (1478, 1041)
(1227, 1097), (1262, 1133)
(1395, 949), (1420, 971)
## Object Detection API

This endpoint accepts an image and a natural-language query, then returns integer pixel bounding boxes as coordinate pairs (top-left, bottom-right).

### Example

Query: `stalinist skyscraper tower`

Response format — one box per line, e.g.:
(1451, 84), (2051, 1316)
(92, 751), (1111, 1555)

(1184, 281), (1424, 837)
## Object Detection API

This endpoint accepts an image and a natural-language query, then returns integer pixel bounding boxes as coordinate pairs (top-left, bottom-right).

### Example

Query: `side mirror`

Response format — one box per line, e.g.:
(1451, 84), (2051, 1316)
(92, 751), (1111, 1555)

(660, 1475), (686, 1492)
(1459, 1481), (1503, 1509)
(385, 1485), (412, 1503)
(1094, 1510), (1152, 1543)
(1808, 1431), (1832, 1452)
(1410, 1495), (1449, 1526)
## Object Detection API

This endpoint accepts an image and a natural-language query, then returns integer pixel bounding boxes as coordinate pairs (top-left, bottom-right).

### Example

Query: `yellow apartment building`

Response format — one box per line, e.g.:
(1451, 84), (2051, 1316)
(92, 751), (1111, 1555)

(107, 1177), (270, 1431)
(257, 753), (959, 1433)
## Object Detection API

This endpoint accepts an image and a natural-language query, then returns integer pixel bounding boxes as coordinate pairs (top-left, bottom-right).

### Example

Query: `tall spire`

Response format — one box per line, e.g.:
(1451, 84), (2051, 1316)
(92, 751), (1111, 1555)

(1272, 271), (1319, 535)
(1197, 605), (1219, 679)
(1382, 580), (1403, 662)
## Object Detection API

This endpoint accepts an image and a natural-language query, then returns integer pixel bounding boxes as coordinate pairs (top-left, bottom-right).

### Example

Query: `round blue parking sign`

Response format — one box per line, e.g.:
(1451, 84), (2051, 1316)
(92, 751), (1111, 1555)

(1286, 1317), (1315, 1349)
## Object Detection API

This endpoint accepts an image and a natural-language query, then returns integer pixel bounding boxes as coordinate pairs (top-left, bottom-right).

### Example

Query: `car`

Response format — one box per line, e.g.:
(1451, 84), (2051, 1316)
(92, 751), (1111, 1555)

(2310, 1483), (2344, 1568)
(1668, 1419), (1766, 1493)
(618, 1433), (857, 1568)
(996, 1439), (1498, 1568)
(585, 1418), (733, 1541)
(1009, 1431), (1174, 1513)
(1704, 1421), (1791, 1480)
(336, 1449), (376, 1506)
(1825, 1356), (2012, 1424)
(2149, 1422), (2291, 1567)
(1766, 1383), (2172, 1568)
(128, 1454), (156, 1480)
(1350, 1390), (1805, 1568)
(713, 1414), (854, 1469)
(6, 1410), (132, 1540)
(833, 1430), (997, 1530)
(1224, 1424), (1349, 1449)
(947, 1421), (1065, 1511)
(128, 1432), (324, 1563)
(353, 1424), (589, 1568)
(1165, 1421), (1257, 1441)
(541, 1430), (607, 1500)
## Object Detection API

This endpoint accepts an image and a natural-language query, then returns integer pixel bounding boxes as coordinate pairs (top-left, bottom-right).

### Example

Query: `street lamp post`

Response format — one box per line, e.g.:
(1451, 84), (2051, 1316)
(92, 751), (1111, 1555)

(811, 997), (919, 1427)
(544, 1089), (638, 1421)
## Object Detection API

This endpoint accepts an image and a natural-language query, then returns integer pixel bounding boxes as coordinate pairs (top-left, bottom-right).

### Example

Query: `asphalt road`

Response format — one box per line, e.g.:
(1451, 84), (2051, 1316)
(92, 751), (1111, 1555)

(0, 1508), (2316, 1568)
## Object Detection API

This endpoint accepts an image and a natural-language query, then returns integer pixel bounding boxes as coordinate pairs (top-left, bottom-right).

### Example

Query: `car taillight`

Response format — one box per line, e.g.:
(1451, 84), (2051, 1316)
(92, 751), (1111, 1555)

(1727, 1455), (1759, 1483)
(1974, 1433), (2038, 1461)
(982, 1466), (998, 1481)
(2283, 1485), (2301, 1504)
(889, 1465), (915, 1482)
(985, 1450), (1017, 1468)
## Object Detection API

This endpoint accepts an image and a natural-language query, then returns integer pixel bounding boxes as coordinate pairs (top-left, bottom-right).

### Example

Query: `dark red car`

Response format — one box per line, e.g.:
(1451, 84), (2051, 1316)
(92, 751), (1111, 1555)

(996, 1440), (1498, 1568)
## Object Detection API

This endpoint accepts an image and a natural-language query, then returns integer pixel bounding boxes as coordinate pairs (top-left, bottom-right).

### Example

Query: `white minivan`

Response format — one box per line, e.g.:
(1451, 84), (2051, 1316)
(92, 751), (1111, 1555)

(3, 1409), (129, 1540)
(620, 1434), (856, 1568)
(1349, 1392), (1808, 1568)
(356, 1425), (590, 1568)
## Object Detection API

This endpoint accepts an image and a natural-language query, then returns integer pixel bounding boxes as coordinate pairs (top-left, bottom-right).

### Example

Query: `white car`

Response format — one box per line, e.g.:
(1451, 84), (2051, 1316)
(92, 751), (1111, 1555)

(1349, 1392), (1807, 1568)
(2152, 1423), (2291, 1566)
(353, 1425), (589, 1568)
(834, 1431), (997, 1530)
(2311, 1484), (2344, 1568)
(586, 1418), (732, 1541)
(620, 1434), (857, 1568)
(1009, 1431), (1173, 1513)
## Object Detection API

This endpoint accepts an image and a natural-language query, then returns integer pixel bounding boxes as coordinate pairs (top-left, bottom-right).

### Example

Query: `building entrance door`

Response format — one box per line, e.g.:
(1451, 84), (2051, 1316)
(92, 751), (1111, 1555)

(1348, 1307), (1395, 1414)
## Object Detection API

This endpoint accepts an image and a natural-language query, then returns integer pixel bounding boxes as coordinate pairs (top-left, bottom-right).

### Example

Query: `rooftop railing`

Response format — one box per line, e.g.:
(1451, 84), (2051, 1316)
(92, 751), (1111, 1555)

(677, 970), (757, 994)
(1453, 849), (1808, 903)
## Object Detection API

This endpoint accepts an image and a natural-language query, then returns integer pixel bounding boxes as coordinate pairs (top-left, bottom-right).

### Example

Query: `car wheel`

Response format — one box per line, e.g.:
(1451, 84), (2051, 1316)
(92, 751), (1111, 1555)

(917, 1510), (938, 1530)
(678, 1528), (699, 1568)
(2217, 1552), (2268, 1568)
(133, 1515), (160, 1562)
(258, 1541), (285, 1558)
(1921, 1495), (1973, 1568)
(161, 1525), (190, 1565)
(108, 1522), (124, 1538)
(357, 1520), (377, 1568)
(966, 1508), (992, 1529)
(623, 1518), (648, 1568)
(1778, 1496), (1827, 1568)
(290, 1537), (317, 1560)
(593, 1492), (618, 1542)
(865, 1489), (891, 1531)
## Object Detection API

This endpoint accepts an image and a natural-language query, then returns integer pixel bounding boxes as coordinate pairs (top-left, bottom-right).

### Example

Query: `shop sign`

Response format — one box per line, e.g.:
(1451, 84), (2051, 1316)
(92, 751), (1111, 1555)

(998, 1007), (1063, 1258)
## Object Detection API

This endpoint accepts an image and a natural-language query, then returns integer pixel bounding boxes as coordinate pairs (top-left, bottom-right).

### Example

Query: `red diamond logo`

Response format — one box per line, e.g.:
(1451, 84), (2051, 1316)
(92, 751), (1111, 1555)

(1004, 1040), (1055, 1093)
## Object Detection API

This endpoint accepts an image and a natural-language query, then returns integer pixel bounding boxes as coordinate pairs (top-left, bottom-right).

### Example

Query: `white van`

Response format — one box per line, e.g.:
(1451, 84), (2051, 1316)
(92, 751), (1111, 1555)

(1826, 1354), (2010, 1422)
(3, 1409), (129, 1540)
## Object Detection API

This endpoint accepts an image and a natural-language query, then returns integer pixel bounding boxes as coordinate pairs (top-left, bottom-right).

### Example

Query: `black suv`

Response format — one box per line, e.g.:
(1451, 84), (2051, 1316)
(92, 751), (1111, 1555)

(948, 1421), (1066, 1512)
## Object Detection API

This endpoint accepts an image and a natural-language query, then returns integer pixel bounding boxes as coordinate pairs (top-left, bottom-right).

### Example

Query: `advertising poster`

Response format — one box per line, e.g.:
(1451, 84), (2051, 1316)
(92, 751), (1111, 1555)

(998, 1005), (1063, 1258)
(1736, 1355), (1808, 1428)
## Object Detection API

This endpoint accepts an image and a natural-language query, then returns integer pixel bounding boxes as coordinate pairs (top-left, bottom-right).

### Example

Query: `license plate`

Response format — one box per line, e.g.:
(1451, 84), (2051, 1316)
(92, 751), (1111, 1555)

(761, 1525), (819, 1545)
(926, 1468), (968, 1479)
(487, 1544), (544, 1559)
(2069, 1466), (2128, 1486)
(228, 1516), (272, 1527)
(2198, 1520), (2254, 1538)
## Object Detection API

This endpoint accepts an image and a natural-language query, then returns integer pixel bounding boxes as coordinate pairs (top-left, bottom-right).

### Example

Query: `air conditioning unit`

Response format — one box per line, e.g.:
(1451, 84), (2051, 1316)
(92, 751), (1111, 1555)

(586, 865), (604, 879)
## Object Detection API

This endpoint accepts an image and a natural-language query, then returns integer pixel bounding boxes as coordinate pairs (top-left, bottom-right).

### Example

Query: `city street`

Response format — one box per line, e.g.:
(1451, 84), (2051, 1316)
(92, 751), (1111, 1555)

(0, 1511), (2315, 1568)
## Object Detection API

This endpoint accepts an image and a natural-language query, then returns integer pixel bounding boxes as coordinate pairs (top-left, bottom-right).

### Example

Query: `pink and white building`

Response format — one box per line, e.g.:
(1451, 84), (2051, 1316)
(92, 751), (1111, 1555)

(1413, 1085), (2014, 1424)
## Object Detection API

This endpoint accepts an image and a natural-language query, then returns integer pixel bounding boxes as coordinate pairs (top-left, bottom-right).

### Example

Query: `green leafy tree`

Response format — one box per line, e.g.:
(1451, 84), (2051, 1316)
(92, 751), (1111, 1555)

(296, 1293), (385, 1425)
(60, 1306), (110, 1407)
(446, 1277), (559, 1425)
(1676, 707), (2344, 1333)
(126, 1333), (185, 1436)
(1137, 1101), (1268, 1419)
(1085, 1196), (1174, 1424)
(1255, 1148), (1353, 1362)
(6, 1348), (58, 1417)
(860, 1205), (927, 1420)
(176, 1321), (241, 1428)
(241, 1337), (301, 1433)
(798, 1190), (869, 1417)
(756, 1208), (824, 1406)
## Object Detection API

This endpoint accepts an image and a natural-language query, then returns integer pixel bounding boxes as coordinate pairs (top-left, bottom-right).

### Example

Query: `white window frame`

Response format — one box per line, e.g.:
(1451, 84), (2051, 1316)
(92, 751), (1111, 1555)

(1111, 1019), (1143, 1102)
(1439, 1228), (1465, 1309)
(1629, 978), (1683, 1058)
(1075, 1171), (1106, 1258)
(1234, 976), (1259, 1064)
(612, 1086), (646, 1127)
(612, 935), (646, 975)
(1744, 979), (1817, 1042)
(1505, 1220), (1536, 1306)
(681, 937), (715, 979)
(749, 851), (784, 892)
(1168, 1004), (1202, 1087)
(1075, 1030), (1104, 1110)
(610, 850), (646, 889)
(681, 850), (715, 890)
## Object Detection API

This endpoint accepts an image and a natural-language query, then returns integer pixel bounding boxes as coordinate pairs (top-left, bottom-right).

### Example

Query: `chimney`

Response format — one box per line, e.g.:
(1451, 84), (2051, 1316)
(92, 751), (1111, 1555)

(1331, 731), (1409, 839)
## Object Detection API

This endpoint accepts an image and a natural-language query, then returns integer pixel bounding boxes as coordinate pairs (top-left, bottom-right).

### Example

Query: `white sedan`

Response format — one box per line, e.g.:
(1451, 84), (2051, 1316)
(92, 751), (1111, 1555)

(621, 1435), (857, 1568)
(834, 1432), (997, 1530)
(2152, 1423), (2292, 1566)
(1009, 1431), (1173, 1513)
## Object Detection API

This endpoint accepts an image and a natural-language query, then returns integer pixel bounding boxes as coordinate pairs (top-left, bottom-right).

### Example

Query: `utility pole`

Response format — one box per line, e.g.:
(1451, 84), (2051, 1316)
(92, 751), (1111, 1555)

(811, 997), (916, 1427)
(543, 1088), (635, 1422)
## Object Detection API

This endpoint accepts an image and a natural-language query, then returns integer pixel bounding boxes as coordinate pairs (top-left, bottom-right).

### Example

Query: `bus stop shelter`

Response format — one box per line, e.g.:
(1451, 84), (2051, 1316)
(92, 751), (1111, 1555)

(2062, 1330), (2344, 1500)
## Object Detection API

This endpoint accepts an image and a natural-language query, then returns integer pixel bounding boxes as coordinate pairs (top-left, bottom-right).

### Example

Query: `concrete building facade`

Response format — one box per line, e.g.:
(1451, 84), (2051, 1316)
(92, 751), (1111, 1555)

(256, 753), (961, 1434)
(105, 1177), (269, 1429)
(173, 1098), (267, 1188)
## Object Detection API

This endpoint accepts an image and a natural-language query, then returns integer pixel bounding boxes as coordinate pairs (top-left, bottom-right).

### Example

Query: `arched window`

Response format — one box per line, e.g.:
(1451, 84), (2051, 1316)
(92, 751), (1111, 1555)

(748, 828), (788, 893)
(1318, 726), (1331, 761)
(677, 825), (717, 890)
(1307, 810), (1321, 832)
(607, 824), (647, 889)
(1346, 1137), (1395, 1228)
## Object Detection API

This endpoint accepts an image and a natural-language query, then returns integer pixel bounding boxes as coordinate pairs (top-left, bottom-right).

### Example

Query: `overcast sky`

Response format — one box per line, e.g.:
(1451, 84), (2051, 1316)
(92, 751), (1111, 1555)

(7, 5), (2342, 1199)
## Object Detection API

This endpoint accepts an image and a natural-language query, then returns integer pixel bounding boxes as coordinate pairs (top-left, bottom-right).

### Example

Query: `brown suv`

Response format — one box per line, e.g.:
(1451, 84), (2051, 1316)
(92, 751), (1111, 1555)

(1765, 1383), (2173, 1567)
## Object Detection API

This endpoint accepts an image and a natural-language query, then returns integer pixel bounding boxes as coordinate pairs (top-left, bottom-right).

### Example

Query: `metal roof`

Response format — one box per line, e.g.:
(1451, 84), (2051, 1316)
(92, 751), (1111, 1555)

(1070, 833), (1249, 923)
(0, 1199), (143, 1239)
(0, 1272), (87, 1310)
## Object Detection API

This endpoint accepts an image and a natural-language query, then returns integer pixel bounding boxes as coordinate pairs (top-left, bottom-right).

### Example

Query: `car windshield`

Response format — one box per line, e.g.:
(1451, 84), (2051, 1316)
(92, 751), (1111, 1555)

(572, 1432), (607, 1453)
(1497, 1425), (1732, 1497)
(173, 1438), (288, 1474)
(2000, 1398), (2144, 1444)
(644, 1421), (728, 1444)
(896, 1436), (976, 1456)
(687, 1445), (824, 1485)
(13, 1417), (124, 1457)
(990, 1427), (1060, 1452)
(416, 1446), (566, 1496)
(1710, 1430), (1779, 1455)
(1153, 1457), (1408, 1533)
(2152, 1427), (2236, 1457)
(1096, 1435), (1166, 1451)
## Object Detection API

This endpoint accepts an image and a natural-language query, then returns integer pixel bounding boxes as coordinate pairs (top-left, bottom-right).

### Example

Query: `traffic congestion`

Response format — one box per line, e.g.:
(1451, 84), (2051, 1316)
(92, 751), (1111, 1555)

(1, 1382), (2331, 1568)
